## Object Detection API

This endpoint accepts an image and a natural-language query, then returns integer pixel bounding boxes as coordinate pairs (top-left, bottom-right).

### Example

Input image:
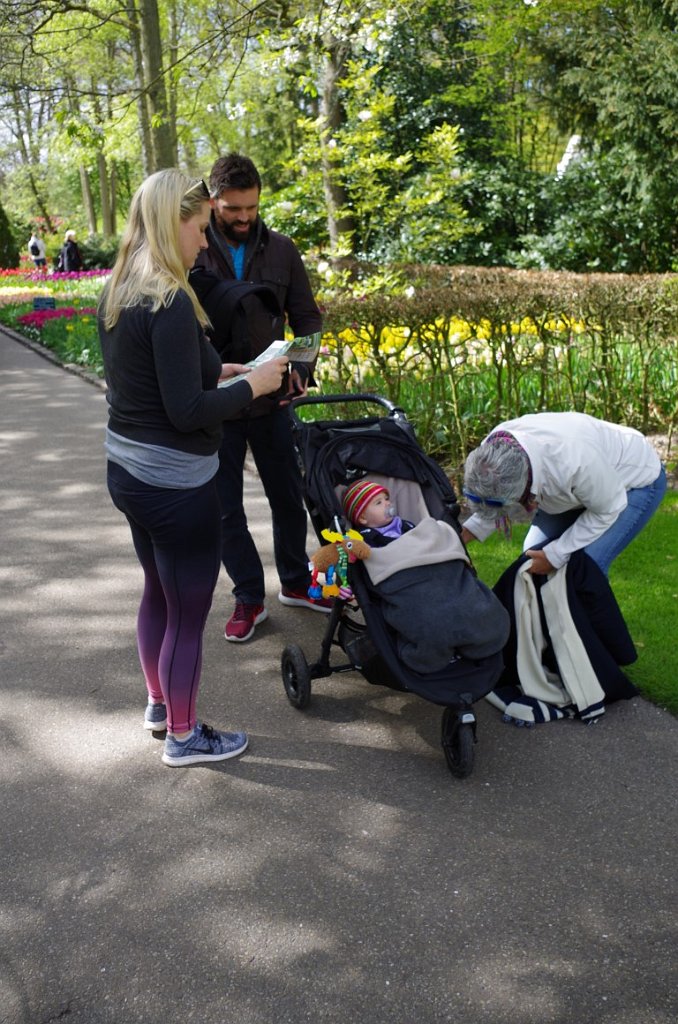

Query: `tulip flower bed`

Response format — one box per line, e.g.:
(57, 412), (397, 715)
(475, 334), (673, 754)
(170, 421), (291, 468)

(0, 269), (109, 376)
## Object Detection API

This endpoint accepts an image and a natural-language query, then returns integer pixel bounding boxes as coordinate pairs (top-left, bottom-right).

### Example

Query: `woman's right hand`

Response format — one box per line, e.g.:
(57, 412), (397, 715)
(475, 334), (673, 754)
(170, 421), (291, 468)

(246, 356), (289, 399)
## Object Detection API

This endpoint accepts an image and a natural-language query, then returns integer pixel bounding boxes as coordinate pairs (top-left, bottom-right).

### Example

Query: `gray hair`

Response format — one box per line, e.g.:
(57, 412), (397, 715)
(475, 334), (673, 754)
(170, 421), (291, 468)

(463, 441), (530, 518)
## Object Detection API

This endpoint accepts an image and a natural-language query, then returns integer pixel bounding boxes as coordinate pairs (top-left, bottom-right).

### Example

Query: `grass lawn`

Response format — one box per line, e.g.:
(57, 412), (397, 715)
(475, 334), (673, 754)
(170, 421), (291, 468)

(467, 490), (678, 716)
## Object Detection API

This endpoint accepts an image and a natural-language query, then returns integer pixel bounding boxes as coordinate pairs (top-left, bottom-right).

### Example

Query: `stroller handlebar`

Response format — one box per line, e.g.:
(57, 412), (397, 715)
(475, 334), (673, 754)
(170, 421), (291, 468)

(288, 392), (408, 427)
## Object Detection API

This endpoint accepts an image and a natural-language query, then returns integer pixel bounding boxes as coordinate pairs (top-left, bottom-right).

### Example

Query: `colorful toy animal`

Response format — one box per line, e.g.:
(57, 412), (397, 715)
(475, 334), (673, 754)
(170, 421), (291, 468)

(308, 524), (371, 601)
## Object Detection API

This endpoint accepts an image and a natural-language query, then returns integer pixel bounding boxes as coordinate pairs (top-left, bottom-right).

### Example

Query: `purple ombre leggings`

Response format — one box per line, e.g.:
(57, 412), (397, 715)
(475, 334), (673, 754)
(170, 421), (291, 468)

(107, 461), (222, 733)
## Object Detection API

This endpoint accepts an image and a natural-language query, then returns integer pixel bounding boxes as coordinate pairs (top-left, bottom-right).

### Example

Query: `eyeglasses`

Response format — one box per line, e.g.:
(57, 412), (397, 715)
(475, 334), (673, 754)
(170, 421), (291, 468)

(183, 178), (210, 200)
(463, 490), (508, 508)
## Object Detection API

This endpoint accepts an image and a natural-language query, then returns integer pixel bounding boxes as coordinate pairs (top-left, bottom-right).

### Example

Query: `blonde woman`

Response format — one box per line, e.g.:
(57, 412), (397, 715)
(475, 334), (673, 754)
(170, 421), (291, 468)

(98, 169), (287, 766)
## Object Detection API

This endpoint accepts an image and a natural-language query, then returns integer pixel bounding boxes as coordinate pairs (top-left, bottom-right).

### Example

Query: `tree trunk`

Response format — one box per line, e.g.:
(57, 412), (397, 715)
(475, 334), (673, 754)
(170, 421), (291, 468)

(128, 1), (154, 176)
(137, 0), (176, 170)
(10, 88), (55, 233)
(320, 41), (355, 258)
(109, 162), (117, 236)
(97, 152), (113, 237)
(79, 166), (97, 234)
(167, 0), (179, 160)
(104, 66), (118, 235)
(90, 76), (113, 238)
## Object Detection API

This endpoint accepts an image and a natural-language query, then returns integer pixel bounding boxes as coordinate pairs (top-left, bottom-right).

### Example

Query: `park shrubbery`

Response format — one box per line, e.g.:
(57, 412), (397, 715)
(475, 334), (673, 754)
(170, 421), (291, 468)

(79, 234), (120, 270)
(313, 263), (678, 470)
(2, 264), (677, 475)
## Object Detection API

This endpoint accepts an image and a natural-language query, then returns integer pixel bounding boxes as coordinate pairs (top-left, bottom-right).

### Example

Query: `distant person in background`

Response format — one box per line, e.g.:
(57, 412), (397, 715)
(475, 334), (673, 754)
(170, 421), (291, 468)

(59, 229), (83, 271)
(28, 231), (47, 270)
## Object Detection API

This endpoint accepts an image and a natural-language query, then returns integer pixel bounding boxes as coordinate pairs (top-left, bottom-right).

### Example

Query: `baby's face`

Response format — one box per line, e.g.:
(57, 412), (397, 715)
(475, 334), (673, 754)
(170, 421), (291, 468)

(360, 492), (394, 528)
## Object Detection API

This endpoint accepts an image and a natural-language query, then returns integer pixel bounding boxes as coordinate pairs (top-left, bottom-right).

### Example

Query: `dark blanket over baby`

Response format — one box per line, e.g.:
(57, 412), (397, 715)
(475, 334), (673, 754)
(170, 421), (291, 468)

(364, 518), (510, 673)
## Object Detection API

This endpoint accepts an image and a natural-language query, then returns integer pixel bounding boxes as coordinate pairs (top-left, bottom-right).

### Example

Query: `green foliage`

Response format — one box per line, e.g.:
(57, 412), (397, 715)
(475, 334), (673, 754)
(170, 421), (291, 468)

(38, 311), (103, 375)
(332, 61), (414, 257)
(79, 234), (120, 270)
(1, 0), (676, 274)
(0, 298), (103, 375)
(507, 155), (673, 273)
(611, 491), (678, 713)
(264, 166), (329, 253)
(444, 161), (552, 267)
(376, 0), (483, 155)
(531, 0), (678, 271)
(441, 148), (678, 274)
(0, 201), (20, 269)
(316, 265), (678, 467)
(468, 492), (678, 716)
(543, 0), (678, 170)
(373, 123), (472, 263)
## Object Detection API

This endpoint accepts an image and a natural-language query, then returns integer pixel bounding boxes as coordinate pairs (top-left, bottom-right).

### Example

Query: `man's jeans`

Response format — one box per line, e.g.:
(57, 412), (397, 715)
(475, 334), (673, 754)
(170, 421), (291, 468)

(523, 466), (667, 575)
(213, 408), (310, 604)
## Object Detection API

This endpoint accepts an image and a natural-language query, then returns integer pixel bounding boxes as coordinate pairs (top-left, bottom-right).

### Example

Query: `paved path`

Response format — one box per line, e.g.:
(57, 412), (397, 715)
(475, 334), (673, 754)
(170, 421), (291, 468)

(1, 329), (677, 1024)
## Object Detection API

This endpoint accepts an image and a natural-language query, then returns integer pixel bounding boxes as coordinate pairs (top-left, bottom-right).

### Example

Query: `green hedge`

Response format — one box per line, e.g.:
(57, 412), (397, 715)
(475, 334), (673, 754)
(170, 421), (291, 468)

(315, 264), (678, 471)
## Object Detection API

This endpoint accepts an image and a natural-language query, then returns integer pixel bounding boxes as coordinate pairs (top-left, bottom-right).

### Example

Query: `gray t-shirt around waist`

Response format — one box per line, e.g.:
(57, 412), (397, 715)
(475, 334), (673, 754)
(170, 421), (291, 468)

(106, 428), (218, 489)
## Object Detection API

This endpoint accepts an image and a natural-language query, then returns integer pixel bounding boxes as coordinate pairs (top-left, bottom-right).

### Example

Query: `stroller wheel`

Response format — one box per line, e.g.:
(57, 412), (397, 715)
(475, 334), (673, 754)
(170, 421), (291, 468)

(281, 644), (312, 709)
(441, 708), (475, 779)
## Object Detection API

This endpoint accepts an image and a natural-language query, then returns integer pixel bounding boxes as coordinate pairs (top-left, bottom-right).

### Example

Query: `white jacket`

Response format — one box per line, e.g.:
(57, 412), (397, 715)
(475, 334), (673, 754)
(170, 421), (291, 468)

(464, 412), (661, 569)
(28, 235), (46, 260)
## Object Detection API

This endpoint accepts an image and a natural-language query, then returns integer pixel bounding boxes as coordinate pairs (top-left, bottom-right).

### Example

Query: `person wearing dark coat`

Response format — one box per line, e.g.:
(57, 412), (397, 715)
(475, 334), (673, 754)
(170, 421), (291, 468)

(60, 230), (83, 271)
(192, 152), (332, 642)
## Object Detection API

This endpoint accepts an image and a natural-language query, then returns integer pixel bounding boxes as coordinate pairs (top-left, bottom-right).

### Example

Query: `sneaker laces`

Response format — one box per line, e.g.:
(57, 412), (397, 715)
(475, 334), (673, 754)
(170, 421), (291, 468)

(198, 723), (218, 742)
(232, 602), (256, 622)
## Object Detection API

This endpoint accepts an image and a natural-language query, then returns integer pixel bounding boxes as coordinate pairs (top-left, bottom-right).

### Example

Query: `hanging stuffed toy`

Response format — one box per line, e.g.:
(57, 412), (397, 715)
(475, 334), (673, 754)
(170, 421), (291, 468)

(308, 524), (371, 602)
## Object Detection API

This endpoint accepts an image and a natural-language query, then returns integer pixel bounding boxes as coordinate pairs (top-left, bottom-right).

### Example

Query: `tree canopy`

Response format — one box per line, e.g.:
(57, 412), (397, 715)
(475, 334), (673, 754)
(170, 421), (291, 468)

(0, 0), (676, 271)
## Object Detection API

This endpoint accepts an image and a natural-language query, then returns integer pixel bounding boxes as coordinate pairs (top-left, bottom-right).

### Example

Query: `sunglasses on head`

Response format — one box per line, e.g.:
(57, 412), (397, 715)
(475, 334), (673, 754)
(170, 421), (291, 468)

(463, 490), (508, 508)
(183, 178), (210, 200)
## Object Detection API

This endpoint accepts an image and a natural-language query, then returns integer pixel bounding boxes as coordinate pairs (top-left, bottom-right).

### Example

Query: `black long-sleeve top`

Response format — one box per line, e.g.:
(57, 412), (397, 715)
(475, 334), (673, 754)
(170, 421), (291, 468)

(98, 289), (254, 456)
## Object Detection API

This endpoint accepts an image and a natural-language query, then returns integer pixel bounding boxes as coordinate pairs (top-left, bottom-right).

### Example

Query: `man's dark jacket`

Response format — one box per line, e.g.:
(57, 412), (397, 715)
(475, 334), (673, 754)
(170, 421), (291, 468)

(195, 214), (320, 362)
(192, 215), (322, 416)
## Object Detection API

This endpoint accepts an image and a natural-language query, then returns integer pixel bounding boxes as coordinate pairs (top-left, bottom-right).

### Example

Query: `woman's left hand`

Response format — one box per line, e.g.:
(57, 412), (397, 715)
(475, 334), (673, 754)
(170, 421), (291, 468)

(525, 548), (555, 575)
(219, 362), (250, 380)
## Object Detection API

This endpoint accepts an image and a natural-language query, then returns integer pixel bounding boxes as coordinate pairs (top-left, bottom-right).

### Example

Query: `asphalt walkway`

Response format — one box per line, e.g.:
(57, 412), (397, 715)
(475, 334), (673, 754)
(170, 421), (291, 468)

(1, 328), (677, 1024)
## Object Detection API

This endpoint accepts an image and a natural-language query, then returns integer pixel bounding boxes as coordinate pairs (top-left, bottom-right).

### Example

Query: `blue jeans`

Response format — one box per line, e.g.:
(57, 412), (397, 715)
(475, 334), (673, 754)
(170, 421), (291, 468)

(214, 409), (310, 604)
(523, 466), (667, 575)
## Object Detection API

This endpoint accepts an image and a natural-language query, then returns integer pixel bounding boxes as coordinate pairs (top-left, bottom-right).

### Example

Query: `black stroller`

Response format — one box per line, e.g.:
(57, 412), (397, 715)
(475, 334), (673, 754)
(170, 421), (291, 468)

(280, 394), (505, 778)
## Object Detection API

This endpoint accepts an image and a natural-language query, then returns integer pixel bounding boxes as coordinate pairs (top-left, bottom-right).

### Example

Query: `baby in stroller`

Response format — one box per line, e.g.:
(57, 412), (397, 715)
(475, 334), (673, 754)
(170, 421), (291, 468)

(341, 479), (414, 546)
(281, 393), (513, 777)
(333, 474), (510, 675)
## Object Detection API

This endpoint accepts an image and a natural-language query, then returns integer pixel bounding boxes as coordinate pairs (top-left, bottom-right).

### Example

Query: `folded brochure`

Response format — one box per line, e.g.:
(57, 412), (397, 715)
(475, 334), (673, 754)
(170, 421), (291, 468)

(217, 331), (321, 388)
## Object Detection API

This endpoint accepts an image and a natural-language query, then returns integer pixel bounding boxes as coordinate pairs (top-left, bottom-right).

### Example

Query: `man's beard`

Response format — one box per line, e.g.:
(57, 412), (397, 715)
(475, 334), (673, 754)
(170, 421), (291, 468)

(219, 219), (253, 244)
